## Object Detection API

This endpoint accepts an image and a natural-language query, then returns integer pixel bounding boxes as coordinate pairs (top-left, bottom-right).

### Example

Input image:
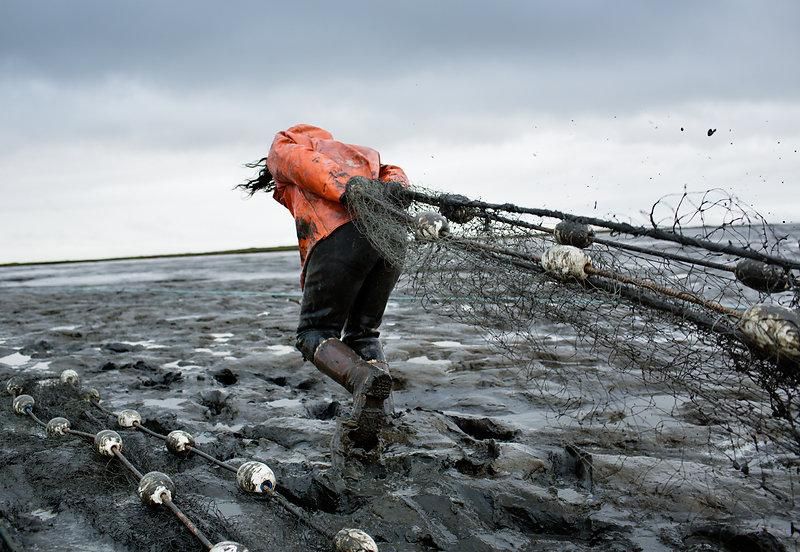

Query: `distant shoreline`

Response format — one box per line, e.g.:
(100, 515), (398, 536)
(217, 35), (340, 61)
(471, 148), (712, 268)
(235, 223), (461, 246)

(0, 245), (299, 268)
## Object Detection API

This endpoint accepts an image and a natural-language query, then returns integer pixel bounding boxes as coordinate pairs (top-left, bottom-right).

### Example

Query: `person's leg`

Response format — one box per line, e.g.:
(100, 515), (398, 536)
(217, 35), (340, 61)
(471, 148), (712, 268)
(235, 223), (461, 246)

(341, 257), (402, 362)
(294, 222), (394, 439)
(295, 222), (376, 360)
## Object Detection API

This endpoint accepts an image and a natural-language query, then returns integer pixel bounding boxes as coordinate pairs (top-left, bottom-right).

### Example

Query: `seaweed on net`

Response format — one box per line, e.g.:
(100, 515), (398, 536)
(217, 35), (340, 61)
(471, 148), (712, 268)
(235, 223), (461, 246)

(344, 183), (800, 456)
(1, 381), (328, 552)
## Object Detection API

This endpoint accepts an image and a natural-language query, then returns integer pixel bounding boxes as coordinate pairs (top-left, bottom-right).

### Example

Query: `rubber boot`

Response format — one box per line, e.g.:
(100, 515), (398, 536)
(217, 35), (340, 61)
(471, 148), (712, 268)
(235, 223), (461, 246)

(313, 338), (393, 437)
(343, 336), (387, 363)
(343, 337), (395, 418)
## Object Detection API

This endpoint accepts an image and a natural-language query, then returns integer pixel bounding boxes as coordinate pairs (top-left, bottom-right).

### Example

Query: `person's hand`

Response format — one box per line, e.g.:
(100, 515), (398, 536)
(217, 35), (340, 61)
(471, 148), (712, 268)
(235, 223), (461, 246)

(384, 181), (412, 209)
(340, 176), (374, 206)
(439, 194), (476, 224)
(414, 212), (450, 241)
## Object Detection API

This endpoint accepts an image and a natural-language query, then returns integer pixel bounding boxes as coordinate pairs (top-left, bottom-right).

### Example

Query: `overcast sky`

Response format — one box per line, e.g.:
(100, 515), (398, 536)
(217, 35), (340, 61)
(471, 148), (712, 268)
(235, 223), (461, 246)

(1, 1), (798, 263)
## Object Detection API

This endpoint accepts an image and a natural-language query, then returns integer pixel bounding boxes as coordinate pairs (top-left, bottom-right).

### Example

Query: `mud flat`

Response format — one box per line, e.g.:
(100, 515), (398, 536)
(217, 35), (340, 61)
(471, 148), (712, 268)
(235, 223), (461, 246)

(0, 252), (796, 551)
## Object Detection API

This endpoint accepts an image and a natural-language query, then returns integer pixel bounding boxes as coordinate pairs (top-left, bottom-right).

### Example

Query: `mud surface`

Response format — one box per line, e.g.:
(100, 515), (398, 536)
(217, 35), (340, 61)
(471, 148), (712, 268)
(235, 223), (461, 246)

(0, 252), (797, 551)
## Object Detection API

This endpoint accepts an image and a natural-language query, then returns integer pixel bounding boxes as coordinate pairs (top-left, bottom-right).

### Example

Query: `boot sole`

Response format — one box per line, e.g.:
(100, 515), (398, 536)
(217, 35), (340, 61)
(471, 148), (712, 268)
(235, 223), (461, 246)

(363, 369), (393, 400)
(364, 368), (392, 400)
(348, 363), (392, 443)
(350, 397), (388, 442)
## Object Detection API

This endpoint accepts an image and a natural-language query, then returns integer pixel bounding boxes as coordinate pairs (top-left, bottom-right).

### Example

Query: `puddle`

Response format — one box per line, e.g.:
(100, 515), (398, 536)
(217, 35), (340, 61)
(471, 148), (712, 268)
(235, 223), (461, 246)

(266, 345), (295, 356)
(407, 355), (452, 367)
(0, 352), (31, 367)
(141, 398), (188, 410)
(432, 341), (464, 348)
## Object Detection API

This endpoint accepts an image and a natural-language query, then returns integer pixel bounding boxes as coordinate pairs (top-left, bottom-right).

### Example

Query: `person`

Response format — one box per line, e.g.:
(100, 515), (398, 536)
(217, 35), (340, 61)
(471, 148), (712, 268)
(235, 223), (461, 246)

(239, 124), (448, 439)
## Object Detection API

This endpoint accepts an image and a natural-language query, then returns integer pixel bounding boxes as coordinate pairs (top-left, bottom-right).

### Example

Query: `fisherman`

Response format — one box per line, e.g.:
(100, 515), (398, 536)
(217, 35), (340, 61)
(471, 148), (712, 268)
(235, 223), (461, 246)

(239, 124), (449, 439)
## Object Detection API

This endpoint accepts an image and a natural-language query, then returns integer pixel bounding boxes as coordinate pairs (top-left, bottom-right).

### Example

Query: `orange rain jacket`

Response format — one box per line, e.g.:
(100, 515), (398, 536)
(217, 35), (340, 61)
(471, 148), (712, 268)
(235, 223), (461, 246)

(266, 124), (409, 287)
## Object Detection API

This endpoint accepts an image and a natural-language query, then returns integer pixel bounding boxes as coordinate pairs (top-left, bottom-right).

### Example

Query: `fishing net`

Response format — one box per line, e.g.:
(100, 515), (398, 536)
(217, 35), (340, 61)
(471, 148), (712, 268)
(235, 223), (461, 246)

(345, 183), (800, 456)
(0, 378), (328, 552)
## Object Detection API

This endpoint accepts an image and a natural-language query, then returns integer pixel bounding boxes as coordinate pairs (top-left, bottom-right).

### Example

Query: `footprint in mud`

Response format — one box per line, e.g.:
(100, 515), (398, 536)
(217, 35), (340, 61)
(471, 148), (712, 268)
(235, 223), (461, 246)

(135, 370), (183, 390)
(306, 399), (342, 420)
(447, 414), (518, 442)
(213, 368), (238, 386)
(684, 525), (787, 552)
(454, 441), (501, 477)
(199, 389), (237, 419)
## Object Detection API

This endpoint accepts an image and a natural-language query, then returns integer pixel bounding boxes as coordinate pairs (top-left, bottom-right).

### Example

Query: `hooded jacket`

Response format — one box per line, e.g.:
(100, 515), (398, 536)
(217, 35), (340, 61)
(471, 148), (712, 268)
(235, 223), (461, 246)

(266, 124), (409, 287)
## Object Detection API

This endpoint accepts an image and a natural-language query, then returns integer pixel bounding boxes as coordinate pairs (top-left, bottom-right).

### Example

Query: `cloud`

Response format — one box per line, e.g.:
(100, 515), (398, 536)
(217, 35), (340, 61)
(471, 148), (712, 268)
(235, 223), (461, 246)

(0, 2), (798, 262)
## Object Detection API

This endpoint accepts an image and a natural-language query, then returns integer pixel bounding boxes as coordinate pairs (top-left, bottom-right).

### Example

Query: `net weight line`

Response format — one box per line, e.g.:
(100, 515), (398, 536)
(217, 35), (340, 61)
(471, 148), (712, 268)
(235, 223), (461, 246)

(346, 183), (800, 456)
(6, 374), (384, 552)
(350, 186), (798, 365)
(12, 394), (225, 551)
(445, 233), (741, 320)
(406, 189), (800, 270)
(90, 398), (337, 541)
(483, 211), (738, 273)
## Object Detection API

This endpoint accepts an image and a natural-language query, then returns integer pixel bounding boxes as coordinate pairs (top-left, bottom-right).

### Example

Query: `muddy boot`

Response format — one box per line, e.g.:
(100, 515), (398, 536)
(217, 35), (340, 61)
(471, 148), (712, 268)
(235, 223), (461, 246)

(344, 336), (396, 418)
(313, 338), (393, 439)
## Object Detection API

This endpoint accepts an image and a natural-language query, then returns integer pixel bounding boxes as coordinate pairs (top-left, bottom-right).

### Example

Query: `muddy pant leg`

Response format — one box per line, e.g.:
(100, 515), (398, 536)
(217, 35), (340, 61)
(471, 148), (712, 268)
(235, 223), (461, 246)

(342, 256), (402, 362)
(296, 223), (378, 360)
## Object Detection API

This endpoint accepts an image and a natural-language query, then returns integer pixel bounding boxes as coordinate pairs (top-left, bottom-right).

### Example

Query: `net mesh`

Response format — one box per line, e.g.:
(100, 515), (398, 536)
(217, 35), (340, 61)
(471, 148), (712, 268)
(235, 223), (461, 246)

(0, 379), (327, 551)
(345, 183), (800, 456)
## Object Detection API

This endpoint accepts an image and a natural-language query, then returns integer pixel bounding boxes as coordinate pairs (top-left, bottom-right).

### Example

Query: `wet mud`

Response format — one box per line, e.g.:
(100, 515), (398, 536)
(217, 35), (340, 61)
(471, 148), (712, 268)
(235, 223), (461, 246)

(0, 253), (797, 551)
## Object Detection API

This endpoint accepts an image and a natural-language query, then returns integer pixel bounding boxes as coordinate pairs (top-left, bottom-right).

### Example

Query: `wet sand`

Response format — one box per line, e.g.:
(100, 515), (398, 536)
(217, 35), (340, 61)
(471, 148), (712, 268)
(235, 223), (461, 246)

(0, 252), (796, 551)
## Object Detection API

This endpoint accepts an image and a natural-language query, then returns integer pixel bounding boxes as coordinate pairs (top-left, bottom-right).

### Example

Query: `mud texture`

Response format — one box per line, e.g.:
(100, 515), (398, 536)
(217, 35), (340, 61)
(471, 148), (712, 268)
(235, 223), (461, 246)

(0, 252), (797, 551)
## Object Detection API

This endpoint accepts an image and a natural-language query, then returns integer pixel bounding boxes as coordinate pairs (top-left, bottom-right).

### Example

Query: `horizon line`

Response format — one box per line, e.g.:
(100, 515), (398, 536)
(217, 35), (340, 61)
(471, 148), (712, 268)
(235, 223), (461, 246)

(0, 245), (299, 268)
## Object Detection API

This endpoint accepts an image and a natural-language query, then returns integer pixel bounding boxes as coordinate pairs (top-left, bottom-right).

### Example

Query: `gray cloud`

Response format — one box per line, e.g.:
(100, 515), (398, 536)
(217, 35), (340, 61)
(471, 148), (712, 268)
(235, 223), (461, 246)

(2, 1), (799, 100)
(0, 1), (798, 262)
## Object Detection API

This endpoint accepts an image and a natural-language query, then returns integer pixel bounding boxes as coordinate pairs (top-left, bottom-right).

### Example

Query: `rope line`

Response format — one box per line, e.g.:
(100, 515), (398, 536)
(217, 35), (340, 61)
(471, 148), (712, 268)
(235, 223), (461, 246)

(185, 445), (238, 473)
(446, 235), (741, 321)
(584, 266), (742, 318)
(483, 212), (739, 273)
(26, 409), (47, 428)
(162, 496), (215, 550)
(591, 236), (735, 272)
(112, 447), (144, 479)
(89, 400), (336, 542)
(408, 189), (800, 270)
(65, 428), (96, 439)
(15, 401), (228, 551)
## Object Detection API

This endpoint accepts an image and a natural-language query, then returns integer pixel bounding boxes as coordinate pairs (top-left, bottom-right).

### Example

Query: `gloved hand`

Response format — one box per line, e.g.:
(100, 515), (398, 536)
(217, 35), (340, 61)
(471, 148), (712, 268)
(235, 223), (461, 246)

(414, 212), (450, 241)
(384, 181), (412, 209)
(340, 176), (375, 206)
(439, 194), (476, 224)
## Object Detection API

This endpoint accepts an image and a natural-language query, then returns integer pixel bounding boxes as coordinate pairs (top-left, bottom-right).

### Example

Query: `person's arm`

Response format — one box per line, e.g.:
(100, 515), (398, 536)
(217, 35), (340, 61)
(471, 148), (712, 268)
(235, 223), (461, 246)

(267, 132), (349, 203)
(379, 163), (411, 208)
(378, 163), (409, 187)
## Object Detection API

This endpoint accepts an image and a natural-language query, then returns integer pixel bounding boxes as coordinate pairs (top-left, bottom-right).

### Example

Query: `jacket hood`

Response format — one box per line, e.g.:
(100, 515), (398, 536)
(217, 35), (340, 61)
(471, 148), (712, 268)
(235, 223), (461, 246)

(284, 124), (334, 142)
